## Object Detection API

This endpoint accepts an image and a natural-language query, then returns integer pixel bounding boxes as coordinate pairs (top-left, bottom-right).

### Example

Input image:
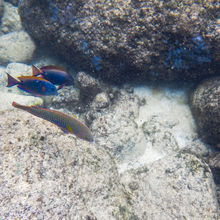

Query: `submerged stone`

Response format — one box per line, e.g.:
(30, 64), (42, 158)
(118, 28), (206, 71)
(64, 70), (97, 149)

(18, 0), (219, 82)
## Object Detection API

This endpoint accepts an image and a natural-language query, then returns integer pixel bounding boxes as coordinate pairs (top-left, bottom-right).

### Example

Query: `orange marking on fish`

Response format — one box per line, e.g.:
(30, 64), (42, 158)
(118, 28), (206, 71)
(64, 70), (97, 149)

(18, 76), (51, 82)
(42, 86), (46, 92)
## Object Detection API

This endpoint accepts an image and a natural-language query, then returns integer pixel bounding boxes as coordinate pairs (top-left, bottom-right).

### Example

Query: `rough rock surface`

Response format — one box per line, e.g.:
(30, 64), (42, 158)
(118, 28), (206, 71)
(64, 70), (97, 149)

(0, 110), (131, 219)
(0, 110), (218, 219)
(49, 86), (80, 111)
(0, 91), (42, 111)
(0, 31), (36, 64)
(76, 71), (103, 102)
(190, 77), (220, 146)
(89, 90), (141, 160)
(18, 0), (219, 82)
(4, 0), (19, 7)
(0, 2), (23, 34)
(209, 153), (220, 184)
(121, 152), (218, 219)
(0, 0), (3, 22)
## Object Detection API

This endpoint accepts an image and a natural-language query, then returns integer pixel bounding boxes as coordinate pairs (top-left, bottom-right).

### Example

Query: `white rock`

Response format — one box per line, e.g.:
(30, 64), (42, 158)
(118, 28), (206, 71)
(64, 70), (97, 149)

(6, 62), (32, 77)
(0, 110), (128, 219)
(0, 65), (6, 87)
(0, 2), (22, 34)
(0, 91), (42, 111)
(0, 31), (36, 64)
(121, 153), (218, 219)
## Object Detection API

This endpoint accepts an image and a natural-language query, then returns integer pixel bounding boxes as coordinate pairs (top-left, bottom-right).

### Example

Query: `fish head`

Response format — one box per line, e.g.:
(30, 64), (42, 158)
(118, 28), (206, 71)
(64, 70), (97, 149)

(66, 124), (93, 142)
(44, 83), (58, 96)
(79, 132), (94, 142)
(84, 135), (94, 142)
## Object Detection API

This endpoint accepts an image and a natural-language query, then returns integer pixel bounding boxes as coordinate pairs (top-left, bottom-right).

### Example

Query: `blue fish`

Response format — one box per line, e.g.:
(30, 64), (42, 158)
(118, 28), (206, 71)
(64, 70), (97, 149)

(32, 65), (74, 90)
(6, 73), (58, 96)
(12, 101), (94, 142)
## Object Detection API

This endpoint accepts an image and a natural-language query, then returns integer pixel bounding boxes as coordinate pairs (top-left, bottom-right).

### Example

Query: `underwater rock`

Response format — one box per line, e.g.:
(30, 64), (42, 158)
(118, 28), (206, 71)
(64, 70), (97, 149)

(18, 0), (218, 82)
(121, 152), (218, 219)
(92, 92), (110, 110)
(0, 65), (6, 87)
(0, 110), (131, 219)
(6, 62), (32, 77)
(4, 0), (19, 7)
(49, 86), (80, 110)
(89, 90), (141, 160)
(0, 87), (219, 219)
(0, 0), (3, 22)
(209, 153), (220, 184)
(76, 72), (102, 102)
(190, 77), (220, 146)
(0, 31), (36, 64)
(0, 2), (22, 34)
(0, 91), (42, 111)
(142, 116), (180, 155)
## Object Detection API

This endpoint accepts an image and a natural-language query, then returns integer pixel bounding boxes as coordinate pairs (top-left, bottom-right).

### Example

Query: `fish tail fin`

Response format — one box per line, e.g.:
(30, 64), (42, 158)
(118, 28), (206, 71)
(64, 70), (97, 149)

(6, 73), (19, 87)
(32, 65), (42, 76)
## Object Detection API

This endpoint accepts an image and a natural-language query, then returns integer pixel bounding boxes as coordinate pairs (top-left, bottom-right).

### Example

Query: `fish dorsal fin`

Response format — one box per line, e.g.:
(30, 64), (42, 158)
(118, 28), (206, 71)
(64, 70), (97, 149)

(32, 65), (42, 76)
(41, 65), (67, 72)
(73, 114), (77, 119)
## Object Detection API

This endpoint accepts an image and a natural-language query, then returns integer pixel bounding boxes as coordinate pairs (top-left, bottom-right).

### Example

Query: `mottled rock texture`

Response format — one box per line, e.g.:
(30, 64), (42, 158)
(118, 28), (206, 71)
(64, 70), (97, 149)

(4, 0), (19, 7)
(209, 153), (220, 184)
(0, 0), (3, 22)
(190, 77), (220, 146)
(0, 110), (131, 219)
(0, 31), (36, 64)
(18, 0), (219, 83)
(0, 2), (23, 34)
(0, 110), (218, 219)
(121, 152), (218, 220)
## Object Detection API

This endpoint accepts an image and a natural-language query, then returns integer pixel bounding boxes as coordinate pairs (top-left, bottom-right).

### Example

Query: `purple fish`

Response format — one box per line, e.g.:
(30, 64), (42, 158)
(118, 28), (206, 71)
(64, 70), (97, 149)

(12, 102), (94, 142)
(32, 65), (74, 90)
(6, 73), (58, 96)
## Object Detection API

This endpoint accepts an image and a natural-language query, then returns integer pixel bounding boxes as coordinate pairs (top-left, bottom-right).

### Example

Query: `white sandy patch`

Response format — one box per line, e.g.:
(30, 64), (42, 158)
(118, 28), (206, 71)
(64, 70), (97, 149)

(118, 84), (199, 173)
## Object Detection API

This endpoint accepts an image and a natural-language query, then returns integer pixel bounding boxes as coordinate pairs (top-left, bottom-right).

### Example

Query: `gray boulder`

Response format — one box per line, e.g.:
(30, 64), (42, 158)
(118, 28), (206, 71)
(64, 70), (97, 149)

(0, 31), (36, 64)
(18, 0), (219, 82)
(0, 0), (3, 22)
(0, 1), (23, 34)
(4, 0), (19, 7)
(121, 152), (218, 219)
(0, 110), (131, 219)
(190, 77), (220, 146)
(0, 95), (219, 219)
(209, 153), (220, 184)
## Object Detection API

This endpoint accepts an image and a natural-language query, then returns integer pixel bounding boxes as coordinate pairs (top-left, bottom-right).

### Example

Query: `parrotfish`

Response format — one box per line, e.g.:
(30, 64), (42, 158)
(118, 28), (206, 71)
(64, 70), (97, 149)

(6, 73), (58, 96)
(32, 65), (74, 89)
(12, 102), (94, 142)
